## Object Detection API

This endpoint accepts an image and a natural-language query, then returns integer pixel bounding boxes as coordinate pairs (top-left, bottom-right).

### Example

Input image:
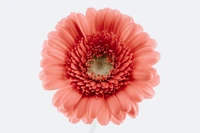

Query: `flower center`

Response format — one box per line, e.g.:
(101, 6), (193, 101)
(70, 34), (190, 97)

(87, 56), (113, 80)
(67, 31), (134, 97)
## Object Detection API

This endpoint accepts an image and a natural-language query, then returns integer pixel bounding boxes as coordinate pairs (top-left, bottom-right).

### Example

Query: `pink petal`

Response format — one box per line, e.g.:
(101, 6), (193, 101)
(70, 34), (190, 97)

(40, 58), (60, 68)
(42, 40), (48, 48)
(68, 116), (80, 124)
(87, 97), (104, 118)
(133, 66), (158, 82)
(133, 47), (155, 57)
(130, 69), (153, 82)
(76, 13), (91, 36)
(145, 38), (157, 49)
(95, 8), (109, 31)
(43, 65), (66, 78)
(111, 116), (122, 125)
(86, 8), (97, 33)
(74, 97), (89, 119)
(128, 102), (139, 118)
(147, 67), (158, 78)
(122, 24), (143, 43)
(42, 78), (71, 90)
(115, 15), (134, 36)
(120, 23), (135, 42)
(134, 83), (155, 99)
(110, 9), (122, 33)
(107, 95), (121, 116)
(56, 15), (83, 37)
(115, 91), (132, 112)
(82, 115), (94, 124)
(124, 83), (143, 102)
(113, 111), (126, 122)
(56, 27), (76, 49)
(61, 89), (82, 110)
(52, 88), (71, 107)
(97, 101), (111, 126)
(103, 8), (114, 31)
(47, 31), (57, 38)
(149, 74), (160, 87)
(126, 32), (149, 50)
(132, 37), (157, 50)
(133, 51), (160, 66)
(39, 70), (45, 81)
(41, 47), (47, 58)
(120, 23), (143, 43)
(45, 48), (67, 63)
(63, 107), (73, 116)
(48, 38), (70, 52)
(134, 64), (156, 72)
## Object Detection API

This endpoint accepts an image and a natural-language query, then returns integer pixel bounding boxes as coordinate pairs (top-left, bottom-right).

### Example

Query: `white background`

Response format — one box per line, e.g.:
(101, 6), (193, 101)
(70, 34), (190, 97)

(0, 0), (200, 133)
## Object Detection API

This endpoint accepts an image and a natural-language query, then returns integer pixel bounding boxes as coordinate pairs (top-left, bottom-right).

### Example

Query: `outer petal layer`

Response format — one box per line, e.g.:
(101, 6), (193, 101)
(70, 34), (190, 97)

(87, 97), (104, 118)
(97, 101), (111, 125)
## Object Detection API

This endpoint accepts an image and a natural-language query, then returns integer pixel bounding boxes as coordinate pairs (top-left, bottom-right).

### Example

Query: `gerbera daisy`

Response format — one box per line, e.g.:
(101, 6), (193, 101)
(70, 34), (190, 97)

(39, 8), (160, 125)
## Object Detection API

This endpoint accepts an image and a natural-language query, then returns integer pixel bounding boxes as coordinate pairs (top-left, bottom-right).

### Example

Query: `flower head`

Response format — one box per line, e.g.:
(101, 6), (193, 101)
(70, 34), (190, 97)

(39, 8), (160, 125)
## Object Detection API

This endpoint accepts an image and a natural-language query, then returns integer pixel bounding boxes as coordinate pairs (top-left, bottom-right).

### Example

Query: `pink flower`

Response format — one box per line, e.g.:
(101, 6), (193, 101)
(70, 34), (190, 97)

(39, 8), (160, 125)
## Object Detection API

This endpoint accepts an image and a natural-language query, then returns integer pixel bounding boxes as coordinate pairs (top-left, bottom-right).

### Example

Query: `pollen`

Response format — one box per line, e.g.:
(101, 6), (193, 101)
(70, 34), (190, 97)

(87, 56), (113, 80)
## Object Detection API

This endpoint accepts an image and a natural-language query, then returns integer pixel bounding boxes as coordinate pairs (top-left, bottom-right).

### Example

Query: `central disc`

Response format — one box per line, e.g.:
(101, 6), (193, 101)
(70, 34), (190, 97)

(87, 56), (113, 80)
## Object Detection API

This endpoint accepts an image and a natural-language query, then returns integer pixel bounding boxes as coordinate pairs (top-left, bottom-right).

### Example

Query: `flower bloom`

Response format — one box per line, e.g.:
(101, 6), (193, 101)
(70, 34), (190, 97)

(39, 8), (160, 125)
